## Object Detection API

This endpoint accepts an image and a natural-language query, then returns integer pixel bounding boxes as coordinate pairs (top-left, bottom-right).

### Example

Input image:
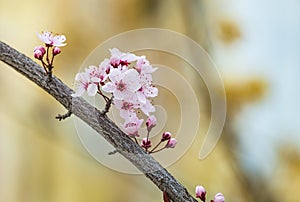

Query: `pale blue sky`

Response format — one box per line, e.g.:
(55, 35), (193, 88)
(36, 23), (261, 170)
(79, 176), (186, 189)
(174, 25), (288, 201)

(212, 0), (300, 177)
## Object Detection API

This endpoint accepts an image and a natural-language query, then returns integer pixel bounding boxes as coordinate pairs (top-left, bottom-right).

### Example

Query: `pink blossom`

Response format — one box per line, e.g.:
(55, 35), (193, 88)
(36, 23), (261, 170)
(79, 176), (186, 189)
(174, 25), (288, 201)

(86, 65), (108, 85)
(161, 132), (171, 141)
(213, 193), (225, 202)
(72, 65), (108, 97)
(99, 58), (111, 75)
(72, 48), (161, 141)
(135, 56), (157, 74)
(139, 99), (155, 116)
(146, 115), (156, 130)
(141, 138), (151, 149)
(38, 31), (66, 47)
(102, 68), (141, 100)
(195, 185), (206, 201)
(109, 48), (139, 68)
(113, 99), (137, 119)
(142, 85), (158, 98)
(134, 67), (158, 104)
(166, 138), (177, 148)
(135, 85), (158, 105)
(71, 71), (97, 97)
(123, 114), (143, 137)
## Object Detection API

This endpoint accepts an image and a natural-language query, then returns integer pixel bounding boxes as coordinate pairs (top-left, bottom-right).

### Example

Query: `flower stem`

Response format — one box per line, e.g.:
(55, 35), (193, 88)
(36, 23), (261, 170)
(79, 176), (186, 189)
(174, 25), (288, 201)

(145, 130), (150, 152)
(133, 137), (139, 145)
(150, 145), (167, 154)
(41, 60), (48, 73)
(46, 46), (50, 65)
(50, 50), (54, 66)
(149, 140), (163, 153)
(97, 88), (110, 103)
(98, 88), (113, 115)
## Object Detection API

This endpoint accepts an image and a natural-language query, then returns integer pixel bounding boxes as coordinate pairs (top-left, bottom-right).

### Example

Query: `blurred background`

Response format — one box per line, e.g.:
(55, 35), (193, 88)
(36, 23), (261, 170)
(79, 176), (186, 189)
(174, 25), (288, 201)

(1, 0), (300, 201)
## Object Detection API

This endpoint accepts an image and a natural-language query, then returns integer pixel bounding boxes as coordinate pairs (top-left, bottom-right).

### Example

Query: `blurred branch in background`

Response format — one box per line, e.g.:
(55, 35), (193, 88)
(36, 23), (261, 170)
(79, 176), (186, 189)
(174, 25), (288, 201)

(224, 78), (277, 202)
(180, 1), (276, 201)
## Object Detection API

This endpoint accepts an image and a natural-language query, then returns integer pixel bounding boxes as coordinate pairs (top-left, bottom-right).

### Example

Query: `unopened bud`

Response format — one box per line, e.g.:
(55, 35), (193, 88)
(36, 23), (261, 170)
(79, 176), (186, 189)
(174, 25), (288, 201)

(195, 185), (206, 202)
(141, 138), (151, 149)
(33, 46), (46, 60)
(53, 46), (61, 56)
(34, 46), (46, 54)
(34, 49), (44, 60)
(166, 138), (177, 148)
(213, 193), (225, 202)
(146, 115), (156, 131)
(161, 132), (171, 142)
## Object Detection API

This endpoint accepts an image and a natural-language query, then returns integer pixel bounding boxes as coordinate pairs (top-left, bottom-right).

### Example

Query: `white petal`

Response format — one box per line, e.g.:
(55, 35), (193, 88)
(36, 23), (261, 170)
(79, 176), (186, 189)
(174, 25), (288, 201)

(120, 109), (134, 119)
(72, 85), (85, 97)
(145, 86), (158, 97)
(109, 68), (123, 83)
(53, 35), (66, 47)
(113, 90), (124, 100)
(140, 100), (155, 116)
(137, 91), (147, 104)
(123, 52), (139, 62)
(124, 70), (141, 92)
(109, 48), (122, 57)
(91, 77), (100, 82)
(102, 82), (115, 93)
(142, 65), (157, 73)
(87, 83), (98, 96)
(99, 58), (110, 69)
(75, 72), (89, 83)
(113, 99), (123, 110)
(75, 73), (81, 81)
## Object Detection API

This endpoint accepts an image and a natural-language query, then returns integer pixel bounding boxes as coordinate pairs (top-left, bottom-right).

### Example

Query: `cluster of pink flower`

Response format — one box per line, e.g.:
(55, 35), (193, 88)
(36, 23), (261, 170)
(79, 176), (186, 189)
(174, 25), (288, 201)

(195, 185), (225, 202)
(34, 31), (66, 77)
(72, 48), (177, 152)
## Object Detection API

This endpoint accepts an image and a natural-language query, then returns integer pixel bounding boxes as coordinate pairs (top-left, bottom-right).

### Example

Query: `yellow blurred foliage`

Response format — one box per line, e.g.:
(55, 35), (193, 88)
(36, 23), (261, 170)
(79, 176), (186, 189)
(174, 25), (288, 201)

(225, 78), (268, 115)
(217, 20), (241, 44)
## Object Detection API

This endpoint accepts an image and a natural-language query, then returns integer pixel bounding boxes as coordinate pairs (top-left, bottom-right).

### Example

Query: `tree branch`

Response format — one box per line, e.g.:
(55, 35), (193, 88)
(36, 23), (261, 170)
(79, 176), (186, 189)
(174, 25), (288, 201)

(0, 41), (197, 202)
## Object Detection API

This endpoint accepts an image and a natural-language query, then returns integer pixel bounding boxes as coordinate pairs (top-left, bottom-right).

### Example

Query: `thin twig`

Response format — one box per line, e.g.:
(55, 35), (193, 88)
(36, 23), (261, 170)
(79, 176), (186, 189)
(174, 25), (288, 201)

(55, 110), (72, 121)
(101, 96), (113, 115)
(108, 150), (118, 155)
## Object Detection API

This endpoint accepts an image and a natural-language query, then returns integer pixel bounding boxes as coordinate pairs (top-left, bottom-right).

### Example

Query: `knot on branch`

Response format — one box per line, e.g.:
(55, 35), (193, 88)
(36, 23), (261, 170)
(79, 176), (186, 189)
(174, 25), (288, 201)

(56, 110), (72, 121)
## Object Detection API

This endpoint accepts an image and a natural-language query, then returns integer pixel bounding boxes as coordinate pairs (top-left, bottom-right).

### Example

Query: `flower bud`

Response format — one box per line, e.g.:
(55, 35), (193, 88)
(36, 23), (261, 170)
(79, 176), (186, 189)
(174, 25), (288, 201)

(141, 138), (151, 149)
(166, 138), (177, 148)
(213, 193), (225, 202)
(161, 132), (171, 141)
(195, 185), (206, 201)
(146, 115), (156, 131)
(33, 46), (46, 60)
(34, 46), (46, 54)
(53, 46), (61, 56)
(34, 49), (44, 60)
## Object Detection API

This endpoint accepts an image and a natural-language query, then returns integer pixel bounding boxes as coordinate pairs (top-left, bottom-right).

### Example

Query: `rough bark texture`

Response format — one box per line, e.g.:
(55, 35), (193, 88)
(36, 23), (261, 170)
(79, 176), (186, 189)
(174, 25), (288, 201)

(0, 41), (197, 202)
